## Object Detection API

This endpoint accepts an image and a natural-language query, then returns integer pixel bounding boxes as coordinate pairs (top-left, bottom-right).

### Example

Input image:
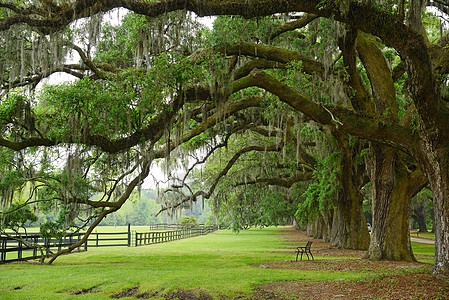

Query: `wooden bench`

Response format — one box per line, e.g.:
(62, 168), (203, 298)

(296, 241), (314, 261)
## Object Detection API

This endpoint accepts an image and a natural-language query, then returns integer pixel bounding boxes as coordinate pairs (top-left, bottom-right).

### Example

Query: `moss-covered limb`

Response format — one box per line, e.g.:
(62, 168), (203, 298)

(392, 61), (406, 82)
(0, 136), (59, 151)
(234, 172), (313, 188)
(246, 68), (421, 156)
(234, 59), (286, 80)
(1, 65), (87, 91)
(338, 27), (376, 115)
(0, 0), (317, 34)
(153, 95), (264, 160)
(430, 36), (449, 76)
(46, 157), (152, 264)
(65, 42), (110, 79)
(356, 31), (398, 120)
(217, 42), (324, 76)
(0, 83), (208, 153)
(270, 13), (318, 41)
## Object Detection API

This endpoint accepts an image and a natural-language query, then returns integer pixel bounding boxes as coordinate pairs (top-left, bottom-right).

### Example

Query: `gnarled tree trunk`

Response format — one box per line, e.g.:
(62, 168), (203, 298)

(411, 202), (428, 232)
(420, 145), (449, 274)
(331, 132), (369, 250)
(365, 144), (427, 261)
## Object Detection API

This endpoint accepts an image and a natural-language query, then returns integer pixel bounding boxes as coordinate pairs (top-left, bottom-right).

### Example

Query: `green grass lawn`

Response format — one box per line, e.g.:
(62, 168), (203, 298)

(410, 231), (436, 240)
(0, 227), (435, 299)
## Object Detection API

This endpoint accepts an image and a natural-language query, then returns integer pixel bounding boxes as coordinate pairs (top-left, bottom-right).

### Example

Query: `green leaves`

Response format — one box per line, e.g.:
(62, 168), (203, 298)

(206, 15), (281, 47)
(295, 152), (341, 225)
(40, 208), (75, 240)
(1, 203), (37, 232)
(180, 215), (199, 227)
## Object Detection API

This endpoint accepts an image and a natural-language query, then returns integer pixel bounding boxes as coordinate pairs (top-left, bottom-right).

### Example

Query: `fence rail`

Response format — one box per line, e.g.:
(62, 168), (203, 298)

(0, 233), (86, 264)
(135, 225), (218, 246)
(1, 224), (219, 264)
(86, 229), (130, 248)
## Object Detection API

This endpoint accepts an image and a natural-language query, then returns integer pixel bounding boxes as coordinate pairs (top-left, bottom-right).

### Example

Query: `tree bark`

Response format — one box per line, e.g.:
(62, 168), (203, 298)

(411, 202), (428, 232)
(331, 187), (370, 250)
(331, 131), (370, 250)
(420, 145), (449, 274)
(365, 144), (427, 261)
(321, 210), (333, 243)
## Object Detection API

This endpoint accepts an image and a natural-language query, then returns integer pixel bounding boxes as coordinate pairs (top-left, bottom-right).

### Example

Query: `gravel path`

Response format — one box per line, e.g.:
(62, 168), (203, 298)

(410, 236), (435, 245)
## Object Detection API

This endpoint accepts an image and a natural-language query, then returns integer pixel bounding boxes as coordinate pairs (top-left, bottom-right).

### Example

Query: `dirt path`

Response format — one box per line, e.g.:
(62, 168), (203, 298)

(410, 236), (435, 244)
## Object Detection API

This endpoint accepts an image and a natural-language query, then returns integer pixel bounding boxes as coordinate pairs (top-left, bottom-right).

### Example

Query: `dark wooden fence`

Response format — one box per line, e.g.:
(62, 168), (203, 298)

(0, 233), (86, 264)
(1, 224), (219, 264)
(135, 225), (219, 246)
(86, 224), (131, 248)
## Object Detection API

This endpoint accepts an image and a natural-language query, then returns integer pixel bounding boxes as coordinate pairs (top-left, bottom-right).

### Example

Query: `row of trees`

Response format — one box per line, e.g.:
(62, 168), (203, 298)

(0, 0), (448, 274)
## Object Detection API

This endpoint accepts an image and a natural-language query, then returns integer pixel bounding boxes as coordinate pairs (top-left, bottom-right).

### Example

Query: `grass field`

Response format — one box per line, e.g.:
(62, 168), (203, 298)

(0, 226), (435, 299)
(410, 230), (436, 240)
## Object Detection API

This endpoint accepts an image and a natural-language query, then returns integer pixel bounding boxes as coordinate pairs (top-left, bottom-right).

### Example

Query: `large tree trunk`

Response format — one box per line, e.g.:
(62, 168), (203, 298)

(330, 132), (369, 250)
(421, 147), (449, 274)
(307, 214), (332, 241)
(411, 202), (428, 232)
(331, 189), (370, 250)
(365, 144), (426, 261)
(321, 210), (333, 243)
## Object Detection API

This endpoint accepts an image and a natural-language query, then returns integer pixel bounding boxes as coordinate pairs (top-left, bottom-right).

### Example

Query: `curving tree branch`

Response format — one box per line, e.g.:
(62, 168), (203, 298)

(157, 143), (284, 215)
(270, 13), (318, 41)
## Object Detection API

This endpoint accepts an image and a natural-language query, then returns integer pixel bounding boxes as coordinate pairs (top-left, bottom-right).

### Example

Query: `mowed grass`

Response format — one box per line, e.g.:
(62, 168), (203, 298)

(410, 231), (436, 240)
(0, 227), (435, 299)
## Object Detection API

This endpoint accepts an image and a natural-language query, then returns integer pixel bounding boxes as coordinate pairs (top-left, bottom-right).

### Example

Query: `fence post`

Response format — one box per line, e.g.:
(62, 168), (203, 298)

(83, 233), (88, 251)
(128, 224), (131, 247)
(33, 236), (38, 258)
(18, 240), (23, 260)
(44, 237), (49, 257)
(1, 238), (6, 262)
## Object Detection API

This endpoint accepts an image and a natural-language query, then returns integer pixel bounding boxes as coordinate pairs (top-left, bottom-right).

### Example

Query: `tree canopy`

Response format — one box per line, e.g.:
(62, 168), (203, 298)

(1, 0), (449, 274)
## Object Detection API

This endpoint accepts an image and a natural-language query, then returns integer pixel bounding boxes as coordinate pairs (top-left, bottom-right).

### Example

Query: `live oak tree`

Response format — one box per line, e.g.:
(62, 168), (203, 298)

(1, 0), (449, 275)
(0, 7), (262, 263)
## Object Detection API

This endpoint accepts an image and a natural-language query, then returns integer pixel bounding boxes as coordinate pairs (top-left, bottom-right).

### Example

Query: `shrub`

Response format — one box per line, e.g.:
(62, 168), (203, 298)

(179, 216), (199, 228)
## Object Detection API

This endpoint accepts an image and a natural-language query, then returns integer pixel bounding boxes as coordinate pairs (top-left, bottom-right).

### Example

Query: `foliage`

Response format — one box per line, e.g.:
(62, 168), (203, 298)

(295, 152), (341, 226)
(179, 215), (199, 227)
(95, 11), (205, 68)
(0, 203), (37, 233)
(205, 15), (281, 47)
(39, 208), (76, 240)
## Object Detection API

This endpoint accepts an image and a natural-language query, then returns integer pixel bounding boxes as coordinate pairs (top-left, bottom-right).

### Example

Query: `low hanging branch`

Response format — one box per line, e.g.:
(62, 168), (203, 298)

(176, 121), (259, 186)
(234, 172), (314, 188)
(216, 41), (325, 76)
(270, 13), (318, 41)
(46, 157), (152, 264)
(65, 42), (111, 79)
(245, 68), (421, 157)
